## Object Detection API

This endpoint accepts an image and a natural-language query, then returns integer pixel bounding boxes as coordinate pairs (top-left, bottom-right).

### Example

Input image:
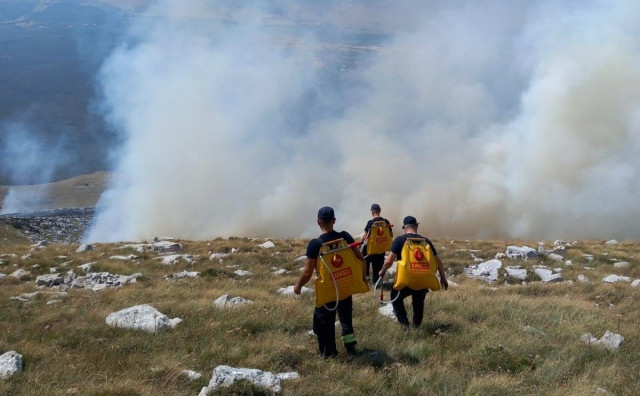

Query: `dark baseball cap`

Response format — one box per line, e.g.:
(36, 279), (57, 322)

(402, 216), (419, 228)
(370, 203), (381, 211)
(317, 206), (335, 221)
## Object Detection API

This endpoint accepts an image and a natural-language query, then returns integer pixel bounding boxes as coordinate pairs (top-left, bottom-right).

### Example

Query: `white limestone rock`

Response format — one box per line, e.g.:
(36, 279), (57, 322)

(495, 253), (507, 260)
(76, 244), (94, 253)
(9, 269), (29, 279)
(156, 254), (194, 265)
(234, 270), (253, 277)
(548, 253), (564, 262)
(605, 239), (618, 245)
(78, 262), (96, 273)
(577, 274), (589, 283)
(505, 246), (538, 260)
(613, 261), (630, 269)
(166, 270), (199, 281)
(35, 274), (64, 287)
(505, 266), (527, 281)
(294, 256), (307, 264)
(181, 370), (203, 381)
(209, 252), (229, 261)
(198, 365), (299, 396)
(553, 240), (565, 247)
(152, 241), (182, 253)
(581, 331), (624, 351)
(257, 241), (276, 249)
(0, 351), (23, 379)
(631, 279), (640, 288)
(277, 286), (313, 296)
(105, 304), (180, 333)
(378, 304), (396, 319)
(272, 269), (288, 275)
(551, 246), (567, 257)
(534, 268), (563, 283)
(583, 254), (594, 261)
(213, 294), (253, 308)
(464, 259), (502, 283)
(602, 274), (632, 283)
(0, 274), (5, 280)
(110, 255), (138, 261)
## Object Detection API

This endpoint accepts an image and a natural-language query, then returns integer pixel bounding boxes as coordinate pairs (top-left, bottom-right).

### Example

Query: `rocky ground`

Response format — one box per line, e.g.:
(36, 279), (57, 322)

(0, 208), (94, 244)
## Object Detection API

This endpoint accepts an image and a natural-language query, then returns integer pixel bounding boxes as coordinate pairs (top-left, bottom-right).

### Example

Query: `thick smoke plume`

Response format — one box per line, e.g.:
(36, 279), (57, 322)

(88, 0), (640, 242)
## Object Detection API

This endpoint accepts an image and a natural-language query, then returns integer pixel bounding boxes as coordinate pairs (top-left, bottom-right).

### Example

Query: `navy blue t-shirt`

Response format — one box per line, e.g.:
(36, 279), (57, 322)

(306, 230), (355, 259)
(364, 216), (393, 236)
(390, 233), (438, 261)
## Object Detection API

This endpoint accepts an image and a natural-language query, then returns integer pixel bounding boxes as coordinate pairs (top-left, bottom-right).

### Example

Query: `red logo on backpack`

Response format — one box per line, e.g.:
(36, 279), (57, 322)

(332, 254), (344, 268)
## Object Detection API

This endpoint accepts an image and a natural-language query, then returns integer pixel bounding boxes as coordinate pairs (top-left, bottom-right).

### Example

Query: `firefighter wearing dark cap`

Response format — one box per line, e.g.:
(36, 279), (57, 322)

(379, 216), (449, 330)
(361, 203), (392, 284)
(294, 206), (366, 358)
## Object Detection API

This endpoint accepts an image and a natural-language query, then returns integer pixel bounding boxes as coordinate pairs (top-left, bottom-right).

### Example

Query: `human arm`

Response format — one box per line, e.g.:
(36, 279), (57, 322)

(294, 258), (316, 294)
(378, 252), (397, 278)
(435, 255), (448, 290)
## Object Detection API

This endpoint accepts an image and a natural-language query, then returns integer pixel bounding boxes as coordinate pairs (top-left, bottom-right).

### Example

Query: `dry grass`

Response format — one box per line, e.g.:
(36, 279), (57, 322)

(0, 238), (639, 395)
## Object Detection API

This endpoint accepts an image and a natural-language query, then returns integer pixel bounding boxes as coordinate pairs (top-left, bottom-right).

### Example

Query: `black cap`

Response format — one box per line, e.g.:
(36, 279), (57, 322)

(317, 206), (335, 221)
(370, 203), (381, 211)
(402, 216), (419, 228)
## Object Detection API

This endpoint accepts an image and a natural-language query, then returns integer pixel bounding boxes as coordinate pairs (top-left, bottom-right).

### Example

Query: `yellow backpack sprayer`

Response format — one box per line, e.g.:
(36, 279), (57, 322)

(374, 237), (441, 304)
(316, 238), (370, 311)
(365, 221), (393, 255)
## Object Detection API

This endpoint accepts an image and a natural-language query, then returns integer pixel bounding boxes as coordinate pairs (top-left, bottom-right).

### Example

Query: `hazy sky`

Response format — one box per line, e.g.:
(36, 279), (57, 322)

(87, 0), (640, 242)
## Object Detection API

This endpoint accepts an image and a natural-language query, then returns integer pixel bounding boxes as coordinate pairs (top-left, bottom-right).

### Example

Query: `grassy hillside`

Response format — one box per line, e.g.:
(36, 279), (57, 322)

(0, 238), (638, 395)
(0, 171), (109, 212)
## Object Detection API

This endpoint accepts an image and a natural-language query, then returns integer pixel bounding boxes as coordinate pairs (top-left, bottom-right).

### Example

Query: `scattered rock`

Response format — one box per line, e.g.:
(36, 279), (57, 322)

(0, 351), (23, 379)
(272, 269), (288, 275)
(35, 274), (64, 287)
(257, 241), (275, 249)
(9, 269), (29, 279)
(152, 241), (182, 253)
(213, 294), (253, 308)
(550, 246), (567, 257)
(581, 331), (624, 351)
(495, 253), (507, 260)
(165, 271), (199, 281)
(602, 274), (632, 283)
(198, 365), (299, 396)
(76, 244), (94, 253)
(294, 256), (307, 264)
(378, 304), (396, 319)
(505, 246), (538, 260)
(464, 259), (502, 283)
(233, 270), (253, 277)
(613, 261), (630, 269)
(534, 268), (563, 283)
(505, 266), (527, 280)
(105, 304), (181, 333)
(577, 274), (589, 283)
(78, 262), (96, 273)
(548, 253), (564, 262)
(631, 279), (640, 288)
(156, 254), (194, 265)
(605, 240), (618, 245)
(110, 255), (138, 261)
(553, 240), (564, 247)
(583, 254), (594, 261)
(209, 253), (228, 261)
(181, 370), (202, 381)
(277, 286), (313, 296)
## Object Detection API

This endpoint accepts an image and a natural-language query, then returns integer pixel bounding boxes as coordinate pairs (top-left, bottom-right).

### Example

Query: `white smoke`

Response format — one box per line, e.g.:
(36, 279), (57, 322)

(87, 0), (640, 242)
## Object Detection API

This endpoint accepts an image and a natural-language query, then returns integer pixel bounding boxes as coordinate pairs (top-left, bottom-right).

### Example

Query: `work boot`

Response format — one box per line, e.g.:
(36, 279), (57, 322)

(345, 343), (358, 356)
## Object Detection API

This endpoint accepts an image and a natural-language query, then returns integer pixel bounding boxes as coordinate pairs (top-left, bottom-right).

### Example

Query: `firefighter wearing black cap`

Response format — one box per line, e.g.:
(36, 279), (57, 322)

(379, 215), (449, 330)
(294, 206), (366, 358)
(361, 203), (392, 284)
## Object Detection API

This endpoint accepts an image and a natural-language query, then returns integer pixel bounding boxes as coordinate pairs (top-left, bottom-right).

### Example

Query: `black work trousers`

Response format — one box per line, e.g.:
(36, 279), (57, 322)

(312, 296), (356, 358)
(365, 253), (385, 284)
(391, 287), (429, 328)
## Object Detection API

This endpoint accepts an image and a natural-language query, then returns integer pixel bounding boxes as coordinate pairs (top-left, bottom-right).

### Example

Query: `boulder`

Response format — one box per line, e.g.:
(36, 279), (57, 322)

(605, 240), (618, 245)
(76, 244), (94, 253)
(464, 259), (502, 283)
(548, 253), (564, 262)
(378, 303), (396, 319)
(577, 274), (589, 283)
(534, 268), (563, 283)
(156, 254), (194, 265)
(602, 274), (632, 283)
(505, 266), (527, 281)
(581, 331), (624, 351)
(551, 246), (567, 257)
(277, 286), (313, 296)
(198, 365), (298, 396)
(505, 246), (538, 260)
(294, 256), (307, 264)
(257, 241), (275, 249)
(631, 279), (640, 288)
(152, 241), (182, 253)
(105, 304), (181, 333)
(110, 255), (138, 261)
(181, 370), (202, 381)
(9, 269), (29, 279)
(35, 274), (64, 287)
(166, 271), (199, 281)
(234, 270), (253, 277)
(0, 351), (23, 379)
(213, 294), (253, 308)
(613, 261), (630, 269)
(209, 253), (228, 261)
